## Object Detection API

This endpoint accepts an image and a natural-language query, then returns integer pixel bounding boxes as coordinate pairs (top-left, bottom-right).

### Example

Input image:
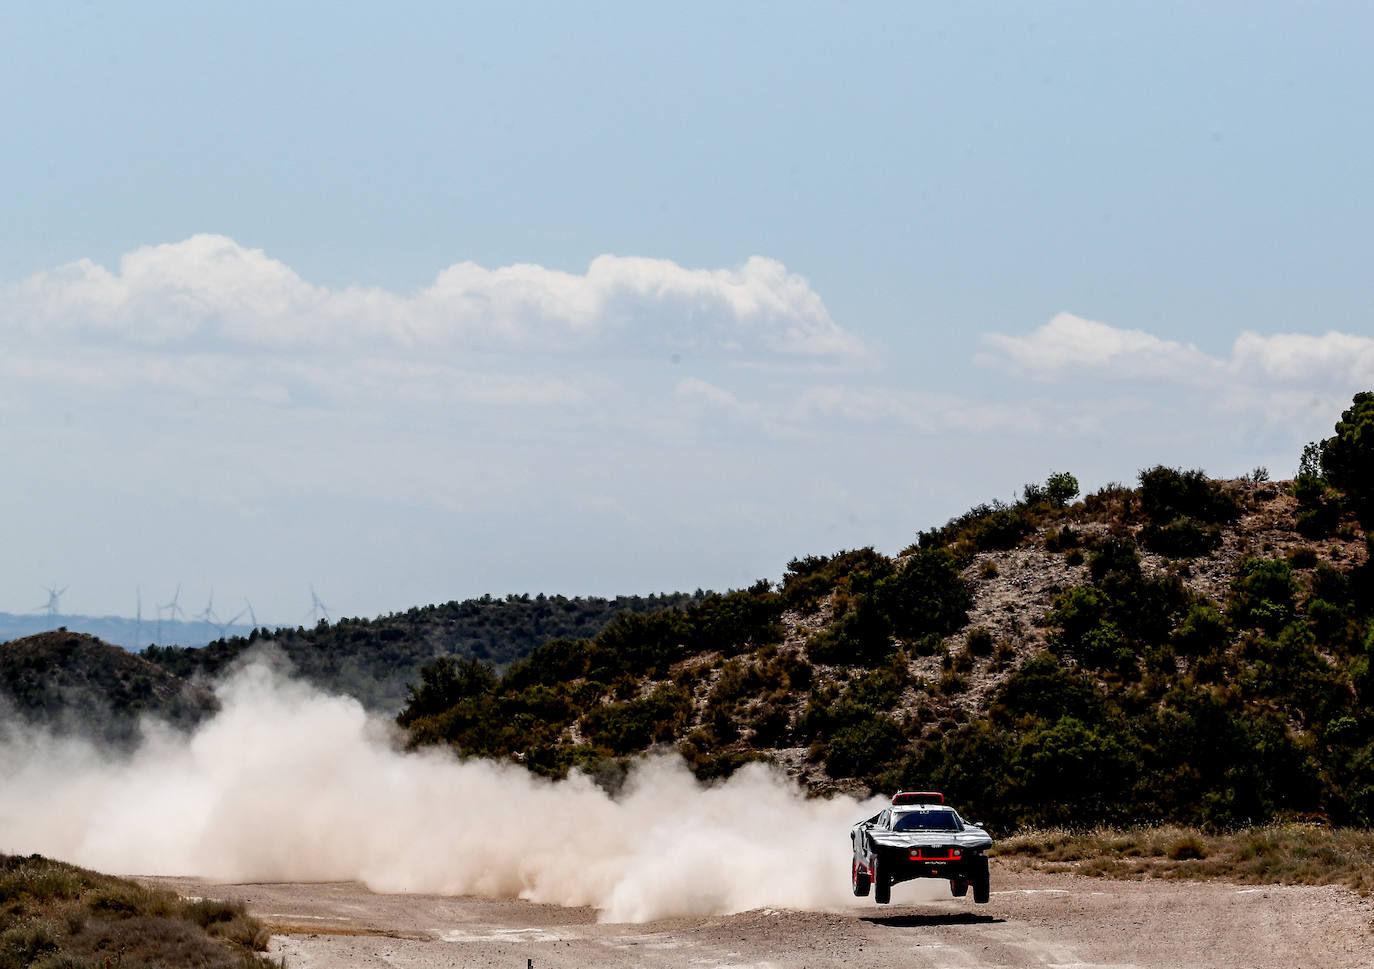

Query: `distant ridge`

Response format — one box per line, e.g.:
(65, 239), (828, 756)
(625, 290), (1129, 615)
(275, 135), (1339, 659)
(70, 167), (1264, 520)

(0, 613), (262, 652)
(142, 592), (701, 712)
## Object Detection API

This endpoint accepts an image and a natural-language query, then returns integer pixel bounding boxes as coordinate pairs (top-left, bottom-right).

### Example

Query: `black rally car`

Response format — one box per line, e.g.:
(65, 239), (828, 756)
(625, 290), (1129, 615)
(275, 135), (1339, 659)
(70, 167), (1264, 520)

(850, 791), (993, 904)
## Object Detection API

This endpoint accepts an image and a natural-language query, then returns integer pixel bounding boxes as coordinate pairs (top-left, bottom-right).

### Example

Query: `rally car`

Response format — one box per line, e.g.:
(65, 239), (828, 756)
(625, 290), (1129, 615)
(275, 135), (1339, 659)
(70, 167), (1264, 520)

(850, 791), (993, 904)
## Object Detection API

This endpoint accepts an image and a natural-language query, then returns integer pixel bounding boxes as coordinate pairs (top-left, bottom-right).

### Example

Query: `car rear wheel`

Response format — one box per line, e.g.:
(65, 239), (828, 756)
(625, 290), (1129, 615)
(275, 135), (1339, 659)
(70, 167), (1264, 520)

(950, 878), (968, 898)
(852, 860), (871, 897)
(972, 857), (990, 904)
(873, 857), (890, 904)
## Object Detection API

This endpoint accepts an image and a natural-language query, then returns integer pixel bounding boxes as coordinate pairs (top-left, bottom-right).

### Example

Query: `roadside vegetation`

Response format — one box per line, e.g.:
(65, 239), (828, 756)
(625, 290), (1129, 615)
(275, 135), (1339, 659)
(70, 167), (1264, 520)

(0, 853), (275, 969)
(994, 824), (1374, 893)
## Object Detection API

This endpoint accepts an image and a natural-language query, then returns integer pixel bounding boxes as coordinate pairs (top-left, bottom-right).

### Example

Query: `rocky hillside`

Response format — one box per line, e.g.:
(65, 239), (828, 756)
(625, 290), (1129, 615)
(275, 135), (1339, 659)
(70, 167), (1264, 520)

(396, 446), (1374, 830)
(0, 630), (218, 747)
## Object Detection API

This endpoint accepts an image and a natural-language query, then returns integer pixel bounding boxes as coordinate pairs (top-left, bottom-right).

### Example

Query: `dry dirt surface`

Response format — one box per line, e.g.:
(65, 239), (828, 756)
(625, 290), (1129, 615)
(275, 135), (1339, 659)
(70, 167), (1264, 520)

(136, 867), (1374, 969)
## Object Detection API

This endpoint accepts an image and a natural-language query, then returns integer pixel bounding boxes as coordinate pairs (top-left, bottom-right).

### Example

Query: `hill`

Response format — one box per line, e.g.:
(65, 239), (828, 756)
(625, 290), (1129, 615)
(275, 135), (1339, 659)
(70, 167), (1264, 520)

(0, 630), (219, 747)
(141, 592), (699, 711)
(395, 394), (1374, 831)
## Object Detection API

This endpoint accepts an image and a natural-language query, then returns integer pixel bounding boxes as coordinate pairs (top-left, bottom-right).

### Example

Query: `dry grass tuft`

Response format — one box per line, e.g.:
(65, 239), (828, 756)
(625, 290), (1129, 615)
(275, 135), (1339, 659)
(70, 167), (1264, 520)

(994, 824), (1374, 893)
(0, 853), (279, 969)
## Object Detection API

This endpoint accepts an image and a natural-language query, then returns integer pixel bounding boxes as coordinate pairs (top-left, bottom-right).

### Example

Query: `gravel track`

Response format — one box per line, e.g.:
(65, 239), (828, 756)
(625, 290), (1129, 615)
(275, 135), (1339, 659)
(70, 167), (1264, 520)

(137, 867), (1374, 969)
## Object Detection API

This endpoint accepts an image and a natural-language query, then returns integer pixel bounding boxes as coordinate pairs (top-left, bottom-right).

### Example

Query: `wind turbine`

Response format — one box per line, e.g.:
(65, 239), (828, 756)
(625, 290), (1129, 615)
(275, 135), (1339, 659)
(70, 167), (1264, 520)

(135, 587), (143, 647)
(226, 599), (258, 634)
(37, 584), (68, 620)
(305, 585), (330, 625)
(196, 588), (224, 636)
(158, 584), (183, 646)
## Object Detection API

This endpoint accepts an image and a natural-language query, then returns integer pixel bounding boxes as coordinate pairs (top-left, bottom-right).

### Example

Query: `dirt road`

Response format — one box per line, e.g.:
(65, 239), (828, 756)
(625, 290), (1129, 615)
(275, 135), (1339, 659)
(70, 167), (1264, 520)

(138, 867), (1373, 969)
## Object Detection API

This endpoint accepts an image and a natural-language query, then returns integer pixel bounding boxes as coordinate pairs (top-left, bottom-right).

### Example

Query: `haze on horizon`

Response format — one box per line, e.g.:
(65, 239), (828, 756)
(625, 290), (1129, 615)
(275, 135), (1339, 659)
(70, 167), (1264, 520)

(4, 2), (1372, 625)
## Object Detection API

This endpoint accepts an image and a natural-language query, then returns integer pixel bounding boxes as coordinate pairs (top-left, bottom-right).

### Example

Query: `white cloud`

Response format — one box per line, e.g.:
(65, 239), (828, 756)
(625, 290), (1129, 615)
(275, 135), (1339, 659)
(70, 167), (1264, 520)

(1231, 330), (1374, 384)
(981, 313), (1374, 391)
(6, 235), (863, 361)
(978, 312), (1216, 381)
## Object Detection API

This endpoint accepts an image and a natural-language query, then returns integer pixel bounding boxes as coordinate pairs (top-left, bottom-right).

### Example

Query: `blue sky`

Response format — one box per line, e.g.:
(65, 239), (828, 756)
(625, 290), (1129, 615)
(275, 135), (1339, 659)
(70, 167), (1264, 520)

(4, 2), (1372, 625)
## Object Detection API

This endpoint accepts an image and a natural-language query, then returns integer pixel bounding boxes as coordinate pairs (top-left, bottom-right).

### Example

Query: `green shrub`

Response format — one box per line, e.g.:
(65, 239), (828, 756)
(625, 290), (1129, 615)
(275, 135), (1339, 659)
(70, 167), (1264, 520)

(804, 596), (895, 667)
(990, 654), (1105, 728)
(746, 702), (792, 747)
(1045, 525), (1080, 552)
(1307, 598), (1351, 647)
(587, 611), (686, 680)
(1317, 392), (1374, 523)
(971, 503), (1036, 551)
(1141, 518), (1222, 557)
(500, 637), (592, 690)
(1046, 471), (1081, 508)
(874, 548), (973, 640)
(1089, 537), (1142, 586)
(1138, 466), (1241, 527)
(844, 665), (907, 709)
(708, 660), (762, 706)
(1229, 558), (1298, 633)
(916, 496), (1042, 554)
(1296, 503), (1341, 539)
(680, 745), (770, 783)
(1075, 620), (1134, 673)
(781, 548), (893, 612)
(1047, 586), (1111, 649)
(824, 714), (905, 779)
(580, 685), (692, 754)
(966, 627), (994, 656)
(398, 656), (498, 727)
(1291, 468), (1341, 537)
(1008, 717), (1141, 825)
(1173, 603), (1229, 657)
(1310, 562), (1350, 606)
(683, 583), (785, 655)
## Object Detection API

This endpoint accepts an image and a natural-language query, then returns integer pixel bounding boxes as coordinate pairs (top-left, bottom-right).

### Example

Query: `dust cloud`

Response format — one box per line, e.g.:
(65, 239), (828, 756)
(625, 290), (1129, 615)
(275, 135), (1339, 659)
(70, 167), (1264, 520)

(0, 660), (915, 922)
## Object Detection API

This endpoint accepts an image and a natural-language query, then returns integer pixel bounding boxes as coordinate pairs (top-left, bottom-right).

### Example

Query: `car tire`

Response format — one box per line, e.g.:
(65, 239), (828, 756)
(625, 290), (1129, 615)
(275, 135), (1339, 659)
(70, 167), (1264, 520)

(852, 860), (871, 897)
(972, 857), (990, 904)
(873, 857), (891, 905)
(950, 878), (968, 898)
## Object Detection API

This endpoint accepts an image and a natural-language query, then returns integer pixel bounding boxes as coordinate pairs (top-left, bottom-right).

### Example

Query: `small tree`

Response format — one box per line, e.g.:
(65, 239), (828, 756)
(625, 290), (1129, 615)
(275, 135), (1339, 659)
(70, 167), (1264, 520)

(1319, 391), (1374, 521)
(397, 656), (497, 727)
(1045, 471), (1080, 508)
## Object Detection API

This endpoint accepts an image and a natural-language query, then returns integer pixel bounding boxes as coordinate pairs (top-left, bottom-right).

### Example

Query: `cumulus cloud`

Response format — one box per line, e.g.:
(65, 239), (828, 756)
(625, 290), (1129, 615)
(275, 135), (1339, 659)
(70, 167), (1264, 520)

(978, 312), (1217, 381)
(5, 235), (863, 361)
(1231, 330), (1374, 384)
(981, 312), (1374, 390)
